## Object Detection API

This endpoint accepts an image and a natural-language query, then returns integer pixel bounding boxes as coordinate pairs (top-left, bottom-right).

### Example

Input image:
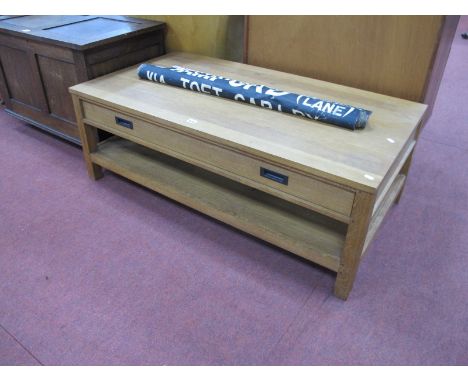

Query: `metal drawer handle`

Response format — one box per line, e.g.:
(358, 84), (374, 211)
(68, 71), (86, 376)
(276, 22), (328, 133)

(115, 116), (133, 129)
(260, 167), (289, 185)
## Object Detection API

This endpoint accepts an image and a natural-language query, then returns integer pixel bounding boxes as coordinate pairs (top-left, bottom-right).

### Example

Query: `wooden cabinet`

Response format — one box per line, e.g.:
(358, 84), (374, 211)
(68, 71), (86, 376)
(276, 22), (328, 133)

(0, 15), (165, 143)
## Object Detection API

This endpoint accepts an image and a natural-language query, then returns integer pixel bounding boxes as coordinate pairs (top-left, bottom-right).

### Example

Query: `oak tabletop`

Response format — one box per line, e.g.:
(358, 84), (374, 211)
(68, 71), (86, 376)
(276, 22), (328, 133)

(70, 52), (427, 192)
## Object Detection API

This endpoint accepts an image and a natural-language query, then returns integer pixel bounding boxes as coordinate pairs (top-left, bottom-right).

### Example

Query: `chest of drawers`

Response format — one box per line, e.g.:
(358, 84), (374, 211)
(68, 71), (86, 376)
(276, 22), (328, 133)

(70, 52), (426, 299)
(0, 15), (165, 143)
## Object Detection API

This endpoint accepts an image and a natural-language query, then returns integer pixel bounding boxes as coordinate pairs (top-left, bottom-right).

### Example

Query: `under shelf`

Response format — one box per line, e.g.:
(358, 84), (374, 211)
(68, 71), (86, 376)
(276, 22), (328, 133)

(91, 137), (347, 271)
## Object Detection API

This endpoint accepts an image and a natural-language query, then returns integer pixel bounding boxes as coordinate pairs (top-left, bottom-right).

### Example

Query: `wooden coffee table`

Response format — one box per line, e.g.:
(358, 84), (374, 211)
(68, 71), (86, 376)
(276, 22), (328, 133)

(70, 52), (426, 299)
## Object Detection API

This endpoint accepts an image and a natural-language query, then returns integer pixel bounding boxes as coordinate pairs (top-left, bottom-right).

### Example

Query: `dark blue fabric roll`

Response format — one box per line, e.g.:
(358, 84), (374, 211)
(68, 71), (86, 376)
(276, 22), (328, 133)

(137, 63), (372, 130)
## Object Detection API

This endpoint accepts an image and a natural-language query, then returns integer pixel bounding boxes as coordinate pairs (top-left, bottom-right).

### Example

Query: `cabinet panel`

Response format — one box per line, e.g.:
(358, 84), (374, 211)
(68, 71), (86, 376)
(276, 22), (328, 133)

(0, 45), (42, 109)
(37, 55), (78, 122)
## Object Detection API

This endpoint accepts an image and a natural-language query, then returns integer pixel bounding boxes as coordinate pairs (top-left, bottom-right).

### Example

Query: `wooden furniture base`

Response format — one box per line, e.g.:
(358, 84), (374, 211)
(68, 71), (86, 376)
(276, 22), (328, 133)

(93, 137), (348, 271)
(70, 52), (426, 300)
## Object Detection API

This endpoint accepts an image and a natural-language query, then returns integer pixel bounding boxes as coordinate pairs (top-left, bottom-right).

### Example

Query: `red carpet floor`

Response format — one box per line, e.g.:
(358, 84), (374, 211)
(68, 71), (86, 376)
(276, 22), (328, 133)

(1, 17), (467, 365)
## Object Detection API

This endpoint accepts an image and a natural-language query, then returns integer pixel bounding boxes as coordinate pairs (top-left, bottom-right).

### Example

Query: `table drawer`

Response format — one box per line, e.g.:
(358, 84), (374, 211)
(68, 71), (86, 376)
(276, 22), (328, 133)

(82, 101), (355, 217)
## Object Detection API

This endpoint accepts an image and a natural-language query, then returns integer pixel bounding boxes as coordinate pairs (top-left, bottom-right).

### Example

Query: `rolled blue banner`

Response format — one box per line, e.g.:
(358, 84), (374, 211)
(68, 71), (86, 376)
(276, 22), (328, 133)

(137, 63), (371, 130)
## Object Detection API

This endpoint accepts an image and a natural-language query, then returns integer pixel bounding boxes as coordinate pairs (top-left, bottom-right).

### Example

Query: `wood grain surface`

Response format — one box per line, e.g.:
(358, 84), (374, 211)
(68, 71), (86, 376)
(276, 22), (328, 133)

(70, 52), (427, 192)
(246, 16), (447, 101)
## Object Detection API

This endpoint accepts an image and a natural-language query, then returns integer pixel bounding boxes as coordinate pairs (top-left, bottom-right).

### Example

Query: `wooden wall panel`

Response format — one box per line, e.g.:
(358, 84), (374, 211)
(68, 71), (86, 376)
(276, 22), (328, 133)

(246, 16), (456, 104)
(136, 16), (245, 62)
(421, 16), (460, 107)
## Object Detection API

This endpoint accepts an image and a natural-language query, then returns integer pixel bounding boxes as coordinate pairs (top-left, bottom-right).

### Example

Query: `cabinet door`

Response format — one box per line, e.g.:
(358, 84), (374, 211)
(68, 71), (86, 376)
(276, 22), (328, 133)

(0, 44), (46, 111)
(37, 55), (78, 122)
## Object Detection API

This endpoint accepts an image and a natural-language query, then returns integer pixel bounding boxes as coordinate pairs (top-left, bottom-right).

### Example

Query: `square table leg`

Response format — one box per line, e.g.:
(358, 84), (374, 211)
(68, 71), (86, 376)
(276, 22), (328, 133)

(72, 95), (103, 180)
(334, 191), (375, 300)
(395, 151), (414, 204)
